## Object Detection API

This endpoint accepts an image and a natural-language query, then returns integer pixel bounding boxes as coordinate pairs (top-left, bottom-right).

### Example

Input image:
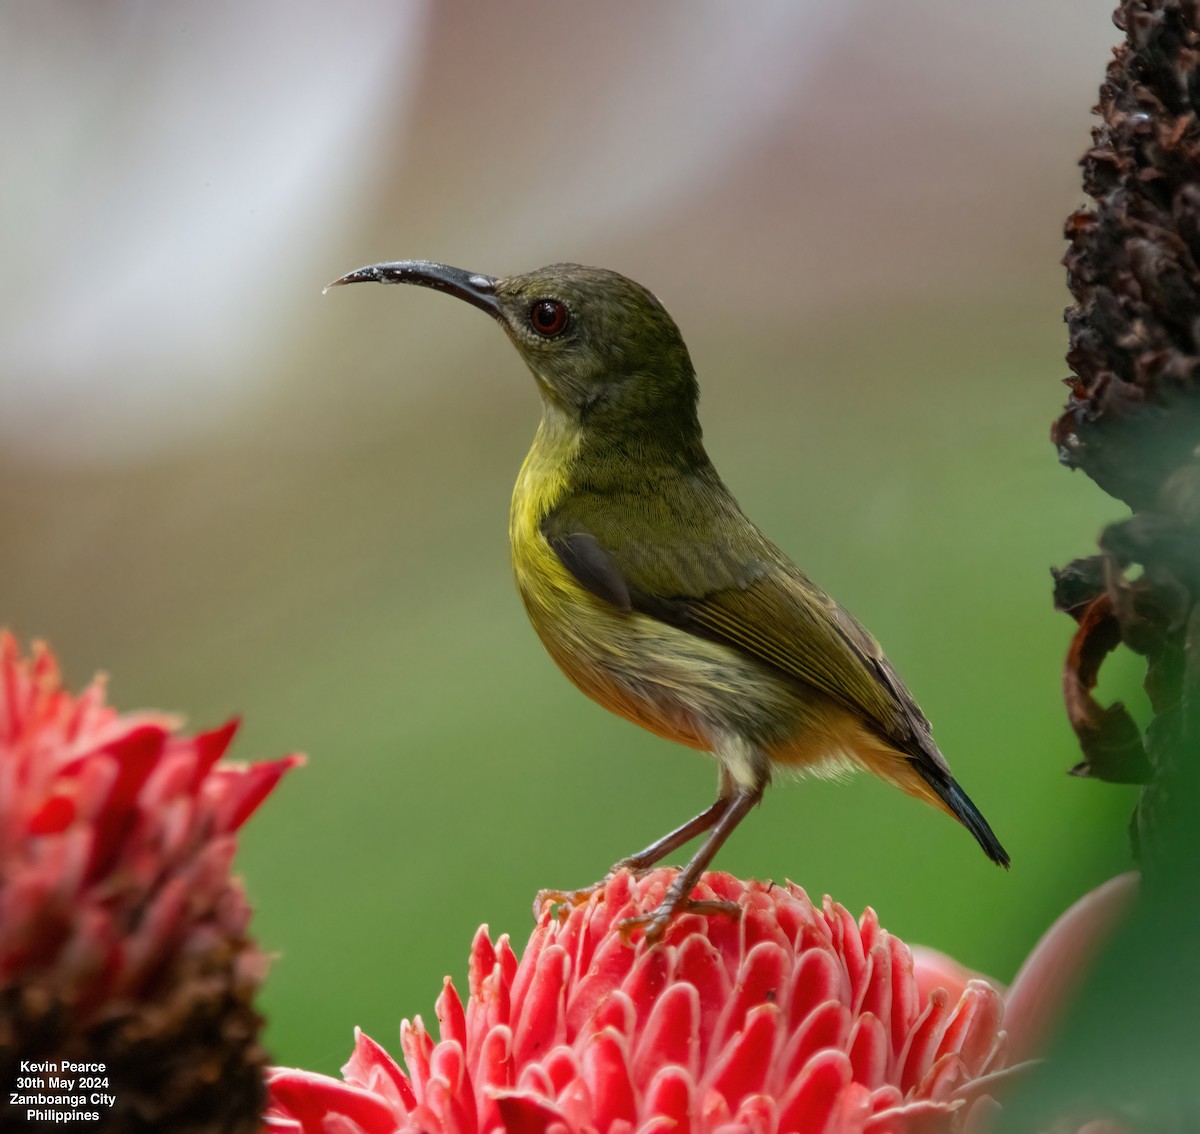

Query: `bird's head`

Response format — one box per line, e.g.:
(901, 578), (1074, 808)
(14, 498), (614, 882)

(328, 261), (700, 437)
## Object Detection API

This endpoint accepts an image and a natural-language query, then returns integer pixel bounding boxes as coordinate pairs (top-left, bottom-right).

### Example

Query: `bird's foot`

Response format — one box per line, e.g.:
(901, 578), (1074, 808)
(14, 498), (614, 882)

(618, 896), (741, 946)
(536, 868), (741, 944)
(534, 864), (660, 924)
(533, 882), (606, 922)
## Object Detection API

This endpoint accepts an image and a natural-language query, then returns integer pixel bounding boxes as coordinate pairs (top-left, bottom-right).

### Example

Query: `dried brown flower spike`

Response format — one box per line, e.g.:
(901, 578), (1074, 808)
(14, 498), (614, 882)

(1052, 1), (1200, 845)
(1054, 0), (1200, 513)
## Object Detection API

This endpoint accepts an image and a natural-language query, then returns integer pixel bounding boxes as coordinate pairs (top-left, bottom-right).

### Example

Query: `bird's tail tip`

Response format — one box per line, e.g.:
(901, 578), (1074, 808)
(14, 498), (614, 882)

(951, 779), (1009, 868)
(915, 763), (1010, 868)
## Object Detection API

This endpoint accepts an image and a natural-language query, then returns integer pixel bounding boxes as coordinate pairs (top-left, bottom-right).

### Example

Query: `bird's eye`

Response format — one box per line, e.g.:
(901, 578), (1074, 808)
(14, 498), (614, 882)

(529, 298), (569, 337)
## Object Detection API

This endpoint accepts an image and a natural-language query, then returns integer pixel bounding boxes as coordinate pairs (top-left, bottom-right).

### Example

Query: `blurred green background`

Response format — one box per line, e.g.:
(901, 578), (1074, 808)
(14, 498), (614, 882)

(3, 1), (1140, 1075)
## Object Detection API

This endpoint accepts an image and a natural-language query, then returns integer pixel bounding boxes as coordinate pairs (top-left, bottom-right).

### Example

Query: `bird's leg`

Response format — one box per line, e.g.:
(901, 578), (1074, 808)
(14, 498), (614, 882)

(609, 793), (732, 873)
(618, 784), (764, 946)
(534, 773), (736, 921)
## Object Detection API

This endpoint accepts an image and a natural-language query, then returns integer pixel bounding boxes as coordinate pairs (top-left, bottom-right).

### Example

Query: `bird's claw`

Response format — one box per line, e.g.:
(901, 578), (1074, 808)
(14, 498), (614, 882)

(534, 863), (661, 923)
(536, 870), (742, 945)
(533, 882), (605, 922)
(618, 896), (741, 946)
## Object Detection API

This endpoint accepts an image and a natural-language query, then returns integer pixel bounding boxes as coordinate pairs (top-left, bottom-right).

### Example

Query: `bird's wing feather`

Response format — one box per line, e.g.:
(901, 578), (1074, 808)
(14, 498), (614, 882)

(543, 488), (936, 759)
(550, 530), (633, 612)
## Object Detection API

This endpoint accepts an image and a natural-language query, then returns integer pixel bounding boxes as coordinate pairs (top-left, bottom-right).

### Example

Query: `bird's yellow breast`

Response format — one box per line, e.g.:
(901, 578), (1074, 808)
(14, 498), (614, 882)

(508, 418), (703, 745)
(507, 415), (855, 790)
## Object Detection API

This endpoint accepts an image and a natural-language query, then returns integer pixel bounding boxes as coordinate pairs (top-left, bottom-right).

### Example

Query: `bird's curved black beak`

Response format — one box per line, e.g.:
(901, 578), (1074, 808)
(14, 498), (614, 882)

(325, 260), (501, 320)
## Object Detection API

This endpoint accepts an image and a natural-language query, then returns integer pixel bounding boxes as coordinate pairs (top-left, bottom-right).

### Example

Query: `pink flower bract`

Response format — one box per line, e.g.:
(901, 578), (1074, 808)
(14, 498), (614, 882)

(0, 632), (302, 1132)
(266, 869), (1008, 1134)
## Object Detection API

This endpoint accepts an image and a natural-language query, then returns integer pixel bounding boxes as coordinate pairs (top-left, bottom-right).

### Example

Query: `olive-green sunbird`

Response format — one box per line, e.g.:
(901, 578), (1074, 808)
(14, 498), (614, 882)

(330, 260), (1009, 942)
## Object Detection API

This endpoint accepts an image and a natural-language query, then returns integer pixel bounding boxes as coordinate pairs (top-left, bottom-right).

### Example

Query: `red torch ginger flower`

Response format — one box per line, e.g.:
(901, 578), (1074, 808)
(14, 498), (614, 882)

(267, 869), (1011, 1134)
(0, 632), (301, 1132)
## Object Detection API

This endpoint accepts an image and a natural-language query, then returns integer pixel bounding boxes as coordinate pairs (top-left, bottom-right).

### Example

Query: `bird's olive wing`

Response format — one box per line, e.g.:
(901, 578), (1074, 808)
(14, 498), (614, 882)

(543, 513), (920, 745)
(548, 531), (632, 612)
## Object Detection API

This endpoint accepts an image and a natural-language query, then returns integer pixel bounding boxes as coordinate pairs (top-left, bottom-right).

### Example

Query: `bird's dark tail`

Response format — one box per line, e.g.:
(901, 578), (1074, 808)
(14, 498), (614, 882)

(913, 762), (1010, 868)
